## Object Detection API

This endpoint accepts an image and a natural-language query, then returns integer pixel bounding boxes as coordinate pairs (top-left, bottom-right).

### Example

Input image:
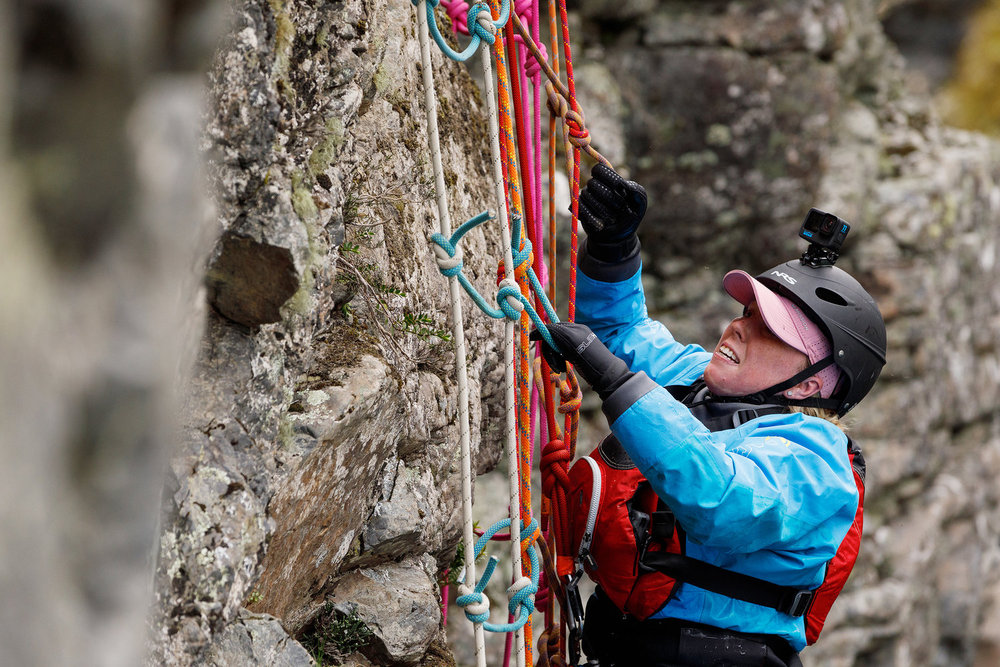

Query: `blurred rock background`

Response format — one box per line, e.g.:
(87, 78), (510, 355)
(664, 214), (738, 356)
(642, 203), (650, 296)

(2, 1), (1000, 666)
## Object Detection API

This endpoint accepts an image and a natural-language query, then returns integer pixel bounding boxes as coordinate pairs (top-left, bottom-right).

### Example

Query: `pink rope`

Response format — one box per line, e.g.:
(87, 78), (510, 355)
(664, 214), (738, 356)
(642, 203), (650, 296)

(530, 0), (545, 290)
(440, 0), (470, 34)
(441, 577), (449, 625)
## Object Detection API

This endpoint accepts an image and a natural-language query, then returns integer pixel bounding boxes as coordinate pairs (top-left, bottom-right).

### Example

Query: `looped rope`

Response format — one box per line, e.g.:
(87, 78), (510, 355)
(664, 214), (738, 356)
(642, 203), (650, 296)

(430, 236), (464, 276)
(457, 579), (492, 621)
(537, 628), (568, 667)
(497, 277), (525, 319)
(429, 211), (561, 350)
(557, 372), (582, 413)
(518, 38), (545, 79)
(540, 439), (571, 498)
(456, 517), (542, 633)
(545, 82), (568, 118)
(512, 0), (534, 25)
(468, 2), (497, 43)
(415, 0), (510, 61)
(545, 82), (592, 150)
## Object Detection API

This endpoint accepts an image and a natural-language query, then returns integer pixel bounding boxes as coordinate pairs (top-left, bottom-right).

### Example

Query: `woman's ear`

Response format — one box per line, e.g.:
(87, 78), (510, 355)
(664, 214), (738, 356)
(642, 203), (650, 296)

(785, 376), (823, 400)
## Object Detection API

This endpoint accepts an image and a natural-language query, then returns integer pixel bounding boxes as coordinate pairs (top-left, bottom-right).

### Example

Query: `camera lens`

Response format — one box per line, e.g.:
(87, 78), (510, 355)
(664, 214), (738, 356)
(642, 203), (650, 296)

(820, 214), (836, 234)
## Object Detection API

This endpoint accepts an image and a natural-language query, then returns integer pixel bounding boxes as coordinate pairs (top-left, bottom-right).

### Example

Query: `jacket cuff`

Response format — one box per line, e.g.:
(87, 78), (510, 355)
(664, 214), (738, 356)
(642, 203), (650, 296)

(579, 238), (642, 283)
(602, 371), (659, 425)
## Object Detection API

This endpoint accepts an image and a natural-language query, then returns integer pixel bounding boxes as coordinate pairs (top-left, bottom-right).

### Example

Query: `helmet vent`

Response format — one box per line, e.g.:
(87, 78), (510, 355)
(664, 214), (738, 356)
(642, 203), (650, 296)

(815, 287), (849, 306)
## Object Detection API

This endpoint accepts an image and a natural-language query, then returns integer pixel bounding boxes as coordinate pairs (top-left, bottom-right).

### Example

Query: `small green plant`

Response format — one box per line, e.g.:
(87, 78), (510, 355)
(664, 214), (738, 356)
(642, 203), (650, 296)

(340, 241), (361, 254)
(444, 523), (484, 587)
(246, 589), (263, 606)
(396, 311), (452, 342)
(303, 604), (374, 665)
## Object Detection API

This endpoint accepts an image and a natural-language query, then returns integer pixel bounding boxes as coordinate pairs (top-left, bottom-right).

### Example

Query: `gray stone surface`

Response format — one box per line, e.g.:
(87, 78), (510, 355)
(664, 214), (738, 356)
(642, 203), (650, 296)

(328, 555), (444, 665)
(199, 612), (316, 667)
(149, 0), (504, 664)
(0, 1), (223, 665)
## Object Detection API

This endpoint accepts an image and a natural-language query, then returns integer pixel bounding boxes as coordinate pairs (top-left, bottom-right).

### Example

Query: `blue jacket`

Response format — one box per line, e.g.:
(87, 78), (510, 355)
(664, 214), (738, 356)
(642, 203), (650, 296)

(576, 247), (859, 651)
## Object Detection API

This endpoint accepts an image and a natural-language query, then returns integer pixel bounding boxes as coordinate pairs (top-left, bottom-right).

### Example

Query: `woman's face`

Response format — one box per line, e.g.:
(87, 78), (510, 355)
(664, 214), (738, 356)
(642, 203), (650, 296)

(703, 300), (810, 398)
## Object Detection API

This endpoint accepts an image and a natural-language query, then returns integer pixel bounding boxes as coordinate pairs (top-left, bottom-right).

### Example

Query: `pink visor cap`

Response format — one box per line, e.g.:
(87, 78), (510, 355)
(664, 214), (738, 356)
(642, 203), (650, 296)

(722, 270), (841, 399)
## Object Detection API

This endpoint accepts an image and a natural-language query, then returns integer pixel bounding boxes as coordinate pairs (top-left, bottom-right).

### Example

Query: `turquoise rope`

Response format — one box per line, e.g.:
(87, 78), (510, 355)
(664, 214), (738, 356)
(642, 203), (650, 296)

(454, 517), (541, 633)
(430, 211), (561, 351)
(412, 0), (511, 62)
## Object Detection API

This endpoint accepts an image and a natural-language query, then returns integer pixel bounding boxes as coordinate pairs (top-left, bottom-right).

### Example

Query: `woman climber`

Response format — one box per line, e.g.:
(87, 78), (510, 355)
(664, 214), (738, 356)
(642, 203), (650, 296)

(531, 164), (887, 667)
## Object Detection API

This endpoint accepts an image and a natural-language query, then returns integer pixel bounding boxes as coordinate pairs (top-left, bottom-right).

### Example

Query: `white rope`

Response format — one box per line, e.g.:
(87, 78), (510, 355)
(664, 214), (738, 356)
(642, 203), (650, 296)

(458, 583), (492, 617)
(416, 4), (531, 664)
(477, 36), (528, 667)
(414, 4), (487, 665)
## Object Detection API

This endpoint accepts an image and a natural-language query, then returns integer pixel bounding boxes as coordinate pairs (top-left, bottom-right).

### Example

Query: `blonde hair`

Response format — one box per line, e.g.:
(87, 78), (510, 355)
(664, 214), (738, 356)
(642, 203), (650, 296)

(788, 355), (846, 430)
(790, 405), (845, 431)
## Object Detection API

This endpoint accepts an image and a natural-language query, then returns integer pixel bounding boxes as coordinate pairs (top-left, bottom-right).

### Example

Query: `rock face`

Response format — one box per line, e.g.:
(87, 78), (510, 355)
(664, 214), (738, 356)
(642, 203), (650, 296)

(149, 0), (505, 664)
(0, 0), (224, 665)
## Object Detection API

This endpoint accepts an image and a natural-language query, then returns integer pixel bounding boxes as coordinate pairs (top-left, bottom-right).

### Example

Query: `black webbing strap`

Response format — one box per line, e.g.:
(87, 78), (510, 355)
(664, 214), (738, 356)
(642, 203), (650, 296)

(640, 551), (814, 617)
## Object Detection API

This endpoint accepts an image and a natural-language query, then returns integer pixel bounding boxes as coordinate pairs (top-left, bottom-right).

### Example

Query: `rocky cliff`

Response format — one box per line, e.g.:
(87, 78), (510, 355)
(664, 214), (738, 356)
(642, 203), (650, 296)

(149, 0), (507, 664)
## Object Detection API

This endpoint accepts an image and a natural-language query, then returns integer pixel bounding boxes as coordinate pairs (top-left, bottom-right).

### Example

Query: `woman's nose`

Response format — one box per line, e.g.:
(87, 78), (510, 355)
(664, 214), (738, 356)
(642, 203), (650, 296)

(730, 317), (746, 340)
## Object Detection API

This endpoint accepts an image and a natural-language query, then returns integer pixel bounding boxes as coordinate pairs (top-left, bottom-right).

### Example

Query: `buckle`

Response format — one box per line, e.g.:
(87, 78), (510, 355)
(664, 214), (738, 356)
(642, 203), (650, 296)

(564, 571), (585, 665)
(785, 590), (813, 617)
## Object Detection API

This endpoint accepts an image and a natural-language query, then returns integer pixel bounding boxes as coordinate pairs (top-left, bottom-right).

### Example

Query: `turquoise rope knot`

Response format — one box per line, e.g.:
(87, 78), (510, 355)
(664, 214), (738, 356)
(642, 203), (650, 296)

(428, 209), (563, 354)
(510, 231), (532, 274)
(415, 0), (510, 61)
(495, 278), (525, 321)
(467, 3), (496, 45)
(429, 233), (464, 277)
(455, 557), (496, 623)
(456, 517), (541, 632)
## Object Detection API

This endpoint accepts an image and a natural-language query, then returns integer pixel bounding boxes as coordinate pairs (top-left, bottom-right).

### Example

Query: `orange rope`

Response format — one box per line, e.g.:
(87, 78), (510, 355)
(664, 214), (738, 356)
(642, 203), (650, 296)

(488, 0), (535, 662)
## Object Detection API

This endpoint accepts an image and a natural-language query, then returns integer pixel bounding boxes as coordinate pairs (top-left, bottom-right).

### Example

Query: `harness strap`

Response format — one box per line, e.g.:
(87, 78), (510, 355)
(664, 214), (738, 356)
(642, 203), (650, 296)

(639, 551), (814, 617)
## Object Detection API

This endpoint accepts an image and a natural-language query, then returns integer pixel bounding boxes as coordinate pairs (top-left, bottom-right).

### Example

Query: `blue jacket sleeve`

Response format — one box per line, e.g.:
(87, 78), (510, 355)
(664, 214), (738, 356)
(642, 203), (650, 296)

(608, 379), (858, 557)
(575, 261), (710, 389)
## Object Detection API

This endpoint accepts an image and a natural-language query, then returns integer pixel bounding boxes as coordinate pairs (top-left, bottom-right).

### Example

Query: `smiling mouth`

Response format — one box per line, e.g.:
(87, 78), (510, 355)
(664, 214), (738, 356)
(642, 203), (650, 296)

(717, 344), (739, 364)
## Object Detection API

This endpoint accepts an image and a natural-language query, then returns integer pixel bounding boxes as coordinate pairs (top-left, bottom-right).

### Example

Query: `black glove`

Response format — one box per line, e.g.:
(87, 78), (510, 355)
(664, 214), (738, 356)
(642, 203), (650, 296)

(530, 323), (634, 401)
(579, 163), (647, 264)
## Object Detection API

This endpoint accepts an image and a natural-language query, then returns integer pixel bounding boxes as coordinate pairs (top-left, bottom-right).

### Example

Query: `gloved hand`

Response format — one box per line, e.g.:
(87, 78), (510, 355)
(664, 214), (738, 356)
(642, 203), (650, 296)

(579, 163), (647, 264)
(530, 323), (634, 401)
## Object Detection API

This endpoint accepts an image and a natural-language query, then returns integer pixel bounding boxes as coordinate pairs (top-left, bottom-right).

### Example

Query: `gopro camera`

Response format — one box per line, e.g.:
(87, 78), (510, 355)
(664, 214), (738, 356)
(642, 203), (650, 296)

(799, 208), (850, 267)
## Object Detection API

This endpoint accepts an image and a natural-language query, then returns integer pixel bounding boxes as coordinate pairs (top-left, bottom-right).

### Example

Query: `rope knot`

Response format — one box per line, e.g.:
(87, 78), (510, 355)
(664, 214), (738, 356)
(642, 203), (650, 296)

(507, 575), (537, 615)
(429, 233), (464, 277)
(564, 109), (591, 147)
(541, 439), (571, 496)
(456, 583), (491, 622)
(545, 82), (569, 118)
(558, 373), (583, 413)
(513, 0), (534, 25)
(496, 278), (525, 320)
(524, 41), (546, 79)
(468, 3), (497, 44)
(513, 35), (543, 80)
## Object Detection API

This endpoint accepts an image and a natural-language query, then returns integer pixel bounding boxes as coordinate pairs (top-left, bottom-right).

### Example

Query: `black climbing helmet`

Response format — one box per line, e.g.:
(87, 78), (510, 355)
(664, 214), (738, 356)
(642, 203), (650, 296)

(755, 260), (887, 416)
